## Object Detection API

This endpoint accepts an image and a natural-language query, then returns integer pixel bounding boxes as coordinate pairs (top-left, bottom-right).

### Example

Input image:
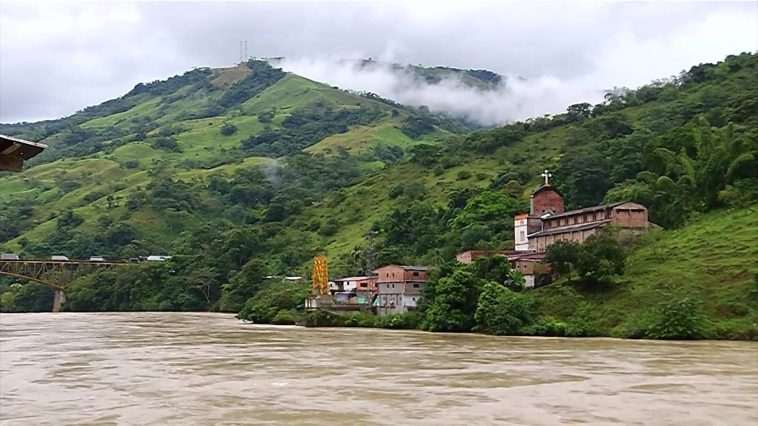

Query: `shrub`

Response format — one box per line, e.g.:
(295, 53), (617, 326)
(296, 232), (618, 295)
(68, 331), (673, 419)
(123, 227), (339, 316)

(300, 310), (344, 327)
(374, 312), (421, 329)
(151, 137), (182, 152)
(401, 116), (436, 138)
(645, 293), (706, 339)
(220, 122), (238, 136)
(422, 270), (481, 332)
(121, 160), (140, 169)
(474, 282), (539, 335)
(272, 310), (296, 325)
(257, 110), (275, 123)
(237, 281), (309, 323)
(320, 218), (340, 236)
(343, 312), (377, 327)
(565, 302), (603, 336)
(83, 191), (107, 204)
(576, 230), (626, 283)
(523, 316), (569, 336)
(456, 170), (472, 180)
(388, 185), (404, 199)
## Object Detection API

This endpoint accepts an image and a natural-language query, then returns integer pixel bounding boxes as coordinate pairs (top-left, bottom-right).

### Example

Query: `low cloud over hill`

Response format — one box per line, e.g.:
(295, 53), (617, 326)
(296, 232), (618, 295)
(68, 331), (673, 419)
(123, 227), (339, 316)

(279, 57), (603, 127)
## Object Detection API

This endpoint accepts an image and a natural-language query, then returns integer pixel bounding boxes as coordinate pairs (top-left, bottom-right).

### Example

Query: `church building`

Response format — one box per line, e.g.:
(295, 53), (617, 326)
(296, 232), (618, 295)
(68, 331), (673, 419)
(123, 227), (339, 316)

(514, 170), (651, 252)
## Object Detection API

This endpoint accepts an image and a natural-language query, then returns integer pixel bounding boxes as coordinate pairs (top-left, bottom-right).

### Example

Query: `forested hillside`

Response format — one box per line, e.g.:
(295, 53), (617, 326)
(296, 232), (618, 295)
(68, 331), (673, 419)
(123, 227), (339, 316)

(0, 60), (478, 261)
(1, 53), (756, 339)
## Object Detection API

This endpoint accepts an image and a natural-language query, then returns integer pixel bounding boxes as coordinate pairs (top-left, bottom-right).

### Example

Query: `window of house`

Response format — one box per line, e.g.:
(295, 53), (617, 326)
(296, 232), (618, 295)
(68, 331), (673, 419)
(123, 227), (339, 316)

(413, 271), (419, 277)
(519, 230), (525, 241)
(413, 283), (419, 288)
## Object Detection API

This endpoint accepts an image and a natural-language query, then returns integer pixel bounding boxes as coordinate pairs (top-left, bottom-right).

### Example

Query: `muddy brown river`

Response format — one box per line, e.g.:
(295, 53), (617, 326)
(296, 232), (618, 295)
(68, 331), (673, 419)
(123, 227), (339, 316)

(0, 312), (756, 425)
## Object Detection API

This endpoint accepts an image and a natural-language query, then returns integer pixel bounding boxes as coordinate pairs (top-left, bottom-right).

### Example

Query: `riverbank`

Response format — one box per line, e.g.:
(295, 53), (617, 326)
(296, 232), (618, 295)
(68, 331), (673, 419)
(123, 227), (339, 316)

(245, 307), (756, 341)
(231, 208), (757, 340)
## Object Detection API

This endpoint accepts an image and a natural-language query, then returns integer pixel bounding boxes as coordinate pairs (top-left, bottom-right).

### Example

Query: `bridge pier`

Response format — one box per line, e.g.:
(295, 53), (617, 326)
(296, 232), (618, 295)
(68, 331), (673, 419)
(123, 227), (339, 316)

(52, 290), (66, 313)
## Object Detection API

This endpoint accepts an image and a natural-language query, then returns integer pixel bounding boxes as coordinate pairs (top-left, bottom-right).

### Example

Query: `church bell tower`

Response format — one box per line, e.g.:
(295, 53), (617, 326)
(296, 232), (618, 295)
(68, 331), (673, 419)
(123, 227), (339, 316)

(514, 170), (564, 251)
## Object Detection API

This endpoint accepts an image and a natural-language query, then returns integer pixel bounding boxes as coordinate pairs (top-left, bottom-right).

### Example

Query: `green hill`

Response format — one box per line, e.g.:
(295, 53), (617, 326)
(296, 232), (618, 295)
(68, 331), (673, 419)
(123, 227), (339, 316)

(0, 53), (756, 338)
(535, 208), (757, 339)
(0, 60), (473, 253)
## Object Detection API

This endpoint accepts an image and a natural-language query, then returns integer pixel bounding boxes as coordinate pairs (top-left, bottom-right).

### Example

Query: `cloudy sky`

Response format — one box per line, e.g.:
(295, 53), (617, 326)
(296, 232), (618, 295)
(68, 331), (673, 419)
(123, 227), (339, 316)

(1, 1), (756, 124)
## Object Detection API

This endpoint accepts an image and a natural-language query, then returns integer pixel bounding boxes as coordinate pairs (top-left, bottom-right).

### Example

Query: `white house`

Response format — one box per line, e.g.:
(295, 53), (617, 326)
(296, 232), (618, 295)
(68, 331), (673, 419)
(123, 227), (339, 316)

(332, 276), (369, 293)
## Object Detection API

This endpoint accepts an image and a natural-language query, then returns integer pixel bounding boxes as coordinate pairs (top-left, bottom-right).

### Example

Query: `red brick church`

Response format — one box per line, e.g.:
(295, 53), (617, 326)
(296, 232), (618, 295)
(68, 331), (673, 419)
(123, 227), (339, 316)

(514, 170), (651, 252)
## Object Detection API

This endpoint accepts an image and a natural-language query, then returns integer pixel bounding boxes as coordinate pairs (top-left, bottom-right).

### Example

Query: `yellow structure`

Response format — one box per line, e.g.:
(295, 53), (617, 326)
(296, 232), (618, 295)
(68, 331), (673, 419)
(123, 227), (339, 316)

(312, 256), (329, 295)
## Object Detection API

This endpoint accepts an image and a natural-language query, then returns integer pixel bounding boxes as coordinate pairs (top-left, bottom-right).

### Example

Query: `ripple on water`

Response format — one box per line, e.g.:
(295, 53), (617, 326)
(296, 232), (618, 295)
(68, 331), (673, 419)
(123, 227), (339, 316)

(1, 313), (757, 426)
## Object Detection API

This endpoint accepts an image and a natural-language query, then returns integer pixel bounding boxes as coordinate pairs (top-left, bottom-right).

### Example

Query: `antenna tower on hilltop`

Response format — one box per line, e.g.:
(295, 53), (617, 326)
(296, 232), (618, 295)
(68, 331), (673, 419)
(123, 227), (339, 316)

(239, 40), (248, 63)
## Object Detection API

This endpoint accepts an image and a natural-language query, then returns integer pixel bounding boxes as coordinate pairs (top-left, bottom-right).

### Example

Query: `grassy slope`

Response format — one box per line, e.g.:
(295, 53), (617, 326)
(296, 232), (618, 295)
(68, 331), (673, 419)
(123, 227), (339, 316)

(294, 54), (756, 263)
(0, 70), (444, 252)
(535, 208), (758, 338)
(302, 121), (571, 260)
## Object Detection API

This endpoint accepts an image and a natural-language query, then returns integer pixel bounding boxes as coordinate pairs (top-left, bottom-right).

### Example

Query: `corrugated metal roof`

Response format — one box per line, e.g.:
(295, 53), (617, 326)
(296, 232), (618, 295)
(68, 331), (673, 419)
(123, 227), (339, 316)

(335, 276), (372, 281)
(527, 220), (611, 238)
(0, 134), (47, 159)
(402, 265), (430, 271)
(373, 264), (430, 271)
(1, 134), (48, 172)
(542, 202), (629, 220)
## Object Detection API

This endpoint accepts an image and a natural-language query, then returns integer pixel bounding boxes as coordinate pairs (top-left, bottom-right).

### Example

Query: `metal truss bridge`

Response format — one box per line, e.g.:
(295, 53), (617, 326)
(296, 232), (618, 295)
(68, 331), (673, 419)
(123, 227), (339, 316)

(0, 259), (130, 312)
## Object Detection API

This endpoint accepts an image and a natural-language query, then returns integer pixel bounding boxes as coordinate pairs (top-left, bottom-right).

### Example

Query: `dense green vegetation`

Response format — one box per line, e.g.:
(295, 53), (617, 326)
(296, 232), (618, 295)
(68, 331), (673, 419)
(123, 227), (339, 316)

(1, 53), (756, 339)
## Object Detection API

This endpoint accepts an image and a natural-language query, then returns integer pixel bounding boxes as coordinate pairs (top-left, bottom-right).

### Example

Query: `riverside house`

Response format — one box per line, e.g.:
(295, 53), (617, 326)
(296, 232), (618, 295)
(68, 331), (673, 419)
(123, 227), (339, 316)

(374, 265), (428, 315)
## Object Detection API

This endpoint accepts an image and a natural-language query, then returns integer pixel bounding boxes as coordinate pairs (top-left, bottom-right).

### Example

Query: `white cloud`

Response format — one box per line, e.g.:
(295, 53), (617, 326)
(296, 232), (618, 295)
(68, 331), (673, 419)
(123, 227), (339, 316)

(0, 1), (755, 123)
(279, 57), (602, 126)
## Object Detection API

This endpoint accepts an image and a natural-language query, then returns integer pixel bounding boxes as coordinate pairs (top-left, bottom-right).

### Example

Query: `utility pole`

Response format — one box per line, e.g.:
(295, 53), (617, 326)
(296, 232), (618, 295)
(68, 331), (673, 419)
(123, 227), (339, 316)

(365, 230), (378, 276)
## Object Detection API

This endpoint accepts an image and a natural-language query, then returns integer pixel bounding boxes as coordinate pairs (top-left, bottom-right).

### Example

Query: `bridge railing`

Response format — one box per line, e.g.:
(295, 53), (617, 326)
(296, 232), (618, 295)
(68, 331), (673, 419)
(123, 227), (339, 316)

(0, 259), (132, 290)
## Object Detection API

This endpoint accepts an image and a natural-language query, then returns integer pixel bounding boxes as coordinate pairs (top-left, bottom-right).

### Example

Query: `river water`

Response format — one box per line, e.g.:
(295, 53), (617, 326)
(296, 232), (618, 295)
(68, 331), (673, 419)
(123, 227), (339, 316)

(0, 313), (756, 425)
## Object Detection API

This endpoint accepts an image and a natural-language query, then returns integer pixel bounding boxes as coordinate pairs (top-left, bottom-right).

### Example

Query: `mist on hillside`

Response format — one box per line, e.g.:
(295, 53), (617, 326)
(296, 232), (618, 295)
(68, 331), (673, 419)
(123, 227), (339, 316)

(278, 57), (604, 127)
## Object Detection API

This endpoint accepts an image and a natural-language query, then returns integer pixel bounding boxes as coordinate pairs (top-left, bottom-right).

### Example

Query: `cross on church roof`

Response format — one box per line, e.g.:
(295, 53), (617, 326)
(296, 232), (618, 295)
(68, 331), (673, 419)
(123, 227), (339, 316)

(541, 169), (552, 186)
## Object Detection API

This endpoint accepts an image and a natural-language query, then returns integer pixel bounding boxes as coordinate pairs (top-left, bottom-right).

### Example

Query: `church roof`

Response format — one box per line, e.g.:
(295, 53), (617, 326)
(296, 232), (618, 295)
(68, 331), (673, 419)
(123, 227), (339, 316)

(531, 184), (563, 197)
(527, 220), (611, 238)
(543, 202), (629, 220)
